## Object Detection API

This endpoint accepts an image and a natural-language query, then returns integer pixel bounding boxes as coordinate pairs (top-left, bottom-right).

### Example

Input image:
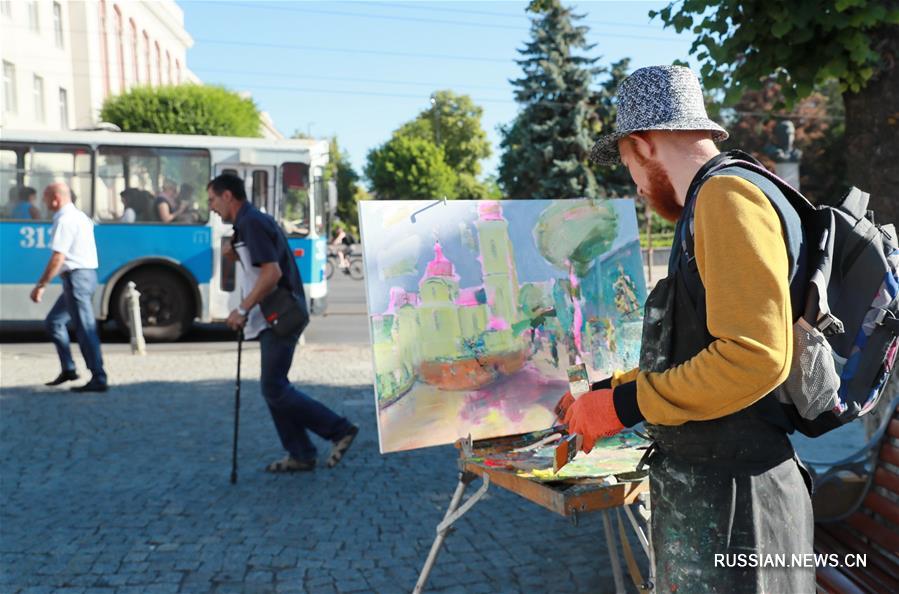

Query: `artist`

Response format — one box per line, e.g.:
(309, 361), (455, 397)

(558, 65), (814, 593)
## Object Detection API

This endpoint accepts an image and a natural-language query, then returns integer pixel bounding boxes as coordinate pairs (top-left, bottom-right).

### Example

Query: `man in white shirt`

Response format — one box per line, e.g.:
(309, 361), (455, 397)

(30, 182), (108, 392)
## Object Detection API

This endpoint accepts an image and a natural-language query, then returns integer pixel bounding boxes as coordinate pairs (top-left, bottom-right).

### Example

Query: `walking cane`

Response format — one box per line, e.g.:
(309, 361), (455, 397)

(230, 328), (243, 485)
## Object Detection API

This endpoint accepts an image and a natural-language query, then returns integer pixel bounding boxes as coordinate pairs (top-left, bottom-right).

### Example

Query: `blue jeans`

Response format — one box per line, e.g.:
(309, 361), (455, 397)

(45, 269), (107, 384)
(258, 328), (350, 461)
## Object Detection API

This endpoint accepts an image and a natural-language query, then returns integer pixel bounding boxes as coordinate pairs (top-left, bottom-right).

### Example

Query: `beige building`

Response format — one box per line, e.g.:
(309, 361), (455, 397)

(1, 0), (199, 130)
(1, 1), (283, 137)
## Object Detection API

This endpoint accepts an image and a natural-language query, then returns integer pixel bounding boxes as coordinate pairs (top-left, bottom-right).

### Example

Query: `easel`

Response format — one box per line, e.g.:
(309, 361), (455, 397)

(414, 434), (654, 594)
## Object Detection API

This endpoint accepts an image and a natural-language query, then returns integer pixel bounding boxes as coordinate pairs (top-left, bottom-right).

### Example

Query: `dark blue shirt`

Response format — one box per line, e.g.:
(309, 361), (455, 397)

(232, 201), (306, 302)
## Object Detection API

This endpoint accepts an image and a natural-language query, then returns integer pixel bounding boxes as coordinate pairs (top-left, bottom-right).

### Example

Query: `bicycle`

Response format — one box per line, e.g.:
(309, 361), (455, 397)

(326, 247), (364, 280)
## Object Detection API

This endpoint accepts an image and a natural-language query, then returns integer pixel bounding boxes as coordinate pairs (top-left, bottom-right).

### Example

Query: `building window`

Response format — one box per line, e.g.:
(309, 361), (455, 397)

(53, 2), (63, 48)
(165, 51), (172, 84)
(2, 61), (16, 114)
(175, 59), (181, 84)
(27, 0), (39, 32)
(113, 5), (124, 91)
(155, 41), (161, 85)
(143, 31), (150, 84)
(32, 75), (45, 122)
(58, 87), (68, 129)
(130, 19), (138, 83)
(0, 1), (11, 18)
(98, 0), (109, 97)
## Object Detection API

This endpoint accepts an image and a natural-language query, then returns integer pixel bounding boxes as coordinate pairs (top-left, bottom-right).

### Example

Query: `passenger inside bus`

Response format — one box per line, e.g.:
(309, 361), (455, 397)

(2, 186), (20, 218)
(175, 183), (201, 223)
(155, 179), (188, 223)
(119, 188), (153, 223)
(119, 189), (138, 223)
(10, 186), (41, 220)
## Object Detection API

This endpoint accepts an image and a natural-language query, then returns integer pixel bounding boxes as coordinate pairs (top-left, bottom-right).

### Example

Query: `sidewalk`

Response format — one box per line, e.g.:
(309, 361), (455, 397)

(1, 344), (635, 594)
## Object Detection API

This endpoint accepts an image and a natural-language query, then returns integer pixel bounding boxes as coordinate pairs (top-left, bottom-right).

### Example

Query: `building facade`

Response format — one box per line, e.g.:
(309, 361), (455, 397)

(1, 0), (195, 131)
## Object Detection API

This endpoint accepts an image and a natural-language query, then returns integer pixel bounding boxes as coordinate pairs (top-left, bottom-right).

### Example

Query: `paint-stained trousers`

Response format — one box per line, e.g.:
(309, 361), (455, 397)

(648, 447), (815, 594)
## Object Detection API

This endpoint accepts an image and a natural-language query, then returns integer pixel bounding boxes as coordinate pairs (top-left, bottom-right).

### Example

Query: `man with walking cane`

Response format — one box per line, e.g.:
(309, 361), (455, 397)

(209, 173), (359, 474)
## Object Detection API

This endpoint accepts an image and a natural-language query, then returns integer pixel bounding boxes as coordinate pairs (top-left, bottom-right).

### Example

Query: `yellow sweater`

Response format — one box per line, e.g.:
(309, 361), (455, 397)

(615, 175), (793, 426)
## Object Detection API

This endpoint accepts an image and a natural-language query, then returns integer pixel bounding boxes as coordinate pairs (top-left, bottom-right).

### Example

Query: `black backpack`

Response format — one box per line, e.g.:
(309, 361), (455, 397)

(681, 152), (899, 437)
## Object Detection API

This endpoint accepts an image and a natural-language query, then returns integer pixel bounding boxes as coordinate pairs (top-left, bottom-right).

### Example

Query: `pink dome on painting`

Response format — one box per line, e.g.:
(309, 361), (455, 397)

(424, 241), (456, 278)
(478, 201), (504, 221)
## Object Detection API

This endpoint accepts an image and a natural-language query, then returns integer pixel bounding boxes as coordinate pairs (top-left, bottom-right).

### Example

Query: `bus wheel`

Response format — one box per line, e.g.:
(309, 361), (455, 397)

(112, 269), (193, 342)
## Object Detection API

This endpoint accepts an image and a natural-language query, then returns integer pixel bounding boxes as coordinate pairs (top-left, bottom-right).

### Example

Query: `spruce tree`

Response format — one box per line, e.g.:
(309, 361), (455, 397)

(499, 0), (602, 199)
(588, 58), (633, 198)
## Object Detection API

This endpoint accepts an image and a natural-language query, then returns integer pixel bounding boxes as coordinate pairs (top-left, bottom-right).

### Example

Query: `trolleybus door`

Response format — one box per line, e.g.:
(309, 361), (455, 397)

(208, 165), (276, 321)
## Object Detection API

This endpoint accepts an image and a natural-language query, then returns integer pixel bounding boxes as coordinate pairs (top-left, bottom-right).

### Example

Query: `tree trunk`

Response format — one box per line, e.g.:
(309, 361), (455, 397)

(842, 26), (899, 225)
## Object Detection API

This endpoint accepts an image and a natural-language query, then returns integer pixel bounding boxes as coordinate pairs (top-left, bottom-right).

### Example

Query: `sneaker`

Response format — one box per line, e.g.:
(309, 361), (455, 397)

(46, 370), (79, 386)
(265, 456), (316, 473)
(327, 424), (359, 468)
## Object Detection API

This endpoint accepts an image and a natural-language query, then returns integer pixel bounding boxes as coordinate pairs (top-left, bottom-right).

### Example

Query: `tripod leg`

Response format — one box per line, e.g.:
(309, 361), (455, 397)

(414, 472), (481, 594)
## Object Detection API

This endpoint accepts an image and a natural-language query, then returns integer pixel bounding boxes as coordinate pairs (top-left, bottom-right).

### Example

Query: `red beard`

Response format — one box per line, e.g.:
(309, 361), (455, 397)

(643, 158), (683, 223)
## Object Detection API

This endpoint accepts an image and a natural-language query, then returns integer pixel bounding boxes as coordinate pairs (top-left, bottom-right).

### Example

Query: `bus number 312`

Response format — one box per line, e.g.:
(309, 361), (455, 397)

(19, 226), (50, 248)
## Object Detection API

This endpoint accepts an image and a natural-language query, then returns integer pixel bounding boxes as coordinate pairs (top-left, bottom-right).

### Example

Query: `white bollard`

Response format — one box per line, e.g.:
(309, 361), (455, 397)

(126, 281), (147, 355)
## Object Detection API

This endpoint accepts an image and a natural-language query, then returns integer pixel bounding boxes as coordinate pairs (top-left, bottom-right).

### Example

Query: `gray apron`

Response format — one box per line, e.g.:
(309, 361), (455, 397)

(638, 166), (815, 593)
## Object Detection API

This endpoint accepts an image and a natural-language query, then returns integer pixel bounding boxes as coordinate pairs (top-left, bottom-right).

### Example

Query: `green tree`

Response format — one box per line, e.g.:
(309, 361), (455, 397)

(364, 136), (457, 200)
(499, 0), (602, 199)
(100, 84), (261, 137)
(589, 58), (635, 198)
(323, 137), (363, 236)
(395, 90), (493, 198)
(651, 0), (899, 224)
(397, 90), (491, 176)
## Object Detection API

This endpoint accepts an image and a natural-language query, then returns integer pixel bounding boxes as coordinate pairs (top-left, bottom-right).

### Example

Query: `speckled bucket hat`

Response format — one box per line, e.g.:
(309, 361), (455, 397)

(589, 65), (728, 165)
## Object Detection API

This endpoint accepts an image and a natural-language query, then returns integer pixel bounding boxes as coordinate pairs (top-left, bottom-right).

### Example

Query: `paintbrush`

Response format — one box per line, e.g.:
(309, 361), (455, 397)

(550, 363), (591, 473)
(552, 433), (583, 473)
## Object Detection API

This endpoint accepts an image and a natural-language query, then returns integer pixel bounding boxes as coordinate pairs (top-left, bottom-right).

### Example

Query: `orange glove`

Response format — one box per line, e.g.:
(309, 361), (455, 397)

(562, 388), (624, 453)
(553, 391), (576, 423)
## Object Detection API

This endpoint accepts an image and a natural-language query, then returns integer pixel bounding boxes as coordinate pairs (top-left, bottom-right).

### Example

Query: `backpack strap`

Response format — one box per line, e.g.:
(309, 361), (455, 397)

(679, 157), (809, 323)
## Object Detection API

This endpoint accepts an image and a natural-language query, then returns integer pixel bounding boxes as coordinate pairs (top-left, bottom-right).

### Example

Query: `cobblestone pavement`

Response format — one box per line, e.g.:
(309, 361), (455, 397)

(1, 343), (642, 594)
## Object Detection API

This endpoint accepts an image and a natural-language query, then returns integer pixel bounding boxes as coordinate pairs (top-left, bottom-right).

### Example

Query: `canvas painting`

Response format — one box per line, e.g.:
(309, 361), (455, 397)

(360, 199), (647, 453)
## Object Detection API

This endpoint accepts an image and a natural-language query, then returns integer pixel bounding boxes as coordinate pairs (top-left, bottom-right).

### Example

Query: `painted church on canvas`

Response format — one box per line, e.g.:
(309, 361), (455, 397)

(360, 199), (647, 453)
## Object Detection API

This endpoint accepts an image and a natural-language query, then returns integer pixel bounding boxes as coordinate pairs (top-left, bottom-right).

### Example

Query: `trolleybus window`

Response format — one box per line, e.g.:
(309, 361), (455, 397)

(251, 170), (266, 207)
(281, 162), (310, 236)
(96, 145), (210, 223)
(0, 148), (20, 218)
(0, 143), (91, 220)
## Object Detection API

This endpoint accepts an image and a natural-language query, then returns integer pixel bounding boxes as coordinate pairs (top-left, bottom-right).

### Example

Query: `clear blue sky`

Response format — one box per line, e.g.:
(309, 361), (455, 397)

(180, 1), (699, 186)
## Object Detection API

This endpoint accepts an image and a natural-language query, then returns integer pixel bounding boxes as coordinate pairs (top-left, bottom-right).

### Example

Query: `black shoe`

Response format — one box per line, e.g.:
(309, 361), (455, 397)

(70, 379), (108, 393)
(265, 456), (316, 473)
(327, 424), (359, 468)
(45, 370), (79, 386)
